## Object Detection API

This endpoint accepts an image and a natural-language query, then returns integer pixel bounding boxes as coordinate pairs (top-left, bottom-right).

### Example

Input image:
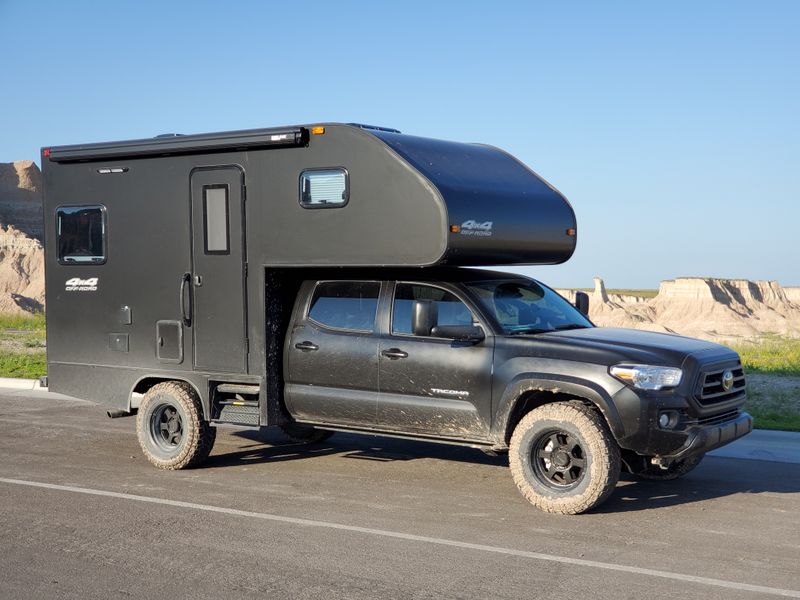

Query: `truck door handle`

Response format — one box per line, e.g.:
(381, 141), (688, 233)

(381, 348), (408, 360)
(294, 341), (319, 352)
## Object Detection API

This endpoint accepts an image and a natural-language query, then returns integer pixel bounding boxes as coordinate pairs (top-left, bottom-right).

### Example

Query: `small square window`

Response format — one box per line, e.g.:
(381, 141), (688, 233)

(300, 168), (349, 208)
(57, 205), (106, 264)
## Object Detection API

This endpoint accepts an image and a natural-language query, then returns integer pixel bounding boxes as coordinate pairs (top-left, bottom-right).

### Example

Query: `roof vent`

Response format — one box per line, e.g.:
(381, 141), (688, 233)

(154, 133), (185, 138)
(348, 123), (401, 134)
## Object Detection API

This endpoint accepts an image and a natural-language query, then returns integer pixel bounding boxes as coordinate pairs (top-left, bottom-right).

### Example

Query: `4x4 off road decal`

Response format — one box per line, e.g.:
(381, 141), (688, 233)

(65, 277), (99, 292)
(459, 220), (493, 237)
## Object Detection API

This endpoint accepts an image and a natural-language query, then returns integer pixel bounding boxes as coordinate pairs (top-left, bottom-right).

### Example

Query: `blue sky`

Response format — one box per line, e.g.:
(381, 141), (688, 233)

(1, 1), (797, 288)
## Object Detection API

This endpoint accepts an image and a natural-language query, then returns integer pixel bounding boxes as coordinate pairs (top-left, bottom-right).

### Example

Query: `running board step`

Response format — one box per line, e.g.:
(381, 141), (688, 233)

(216, 383), (260, 395)
(215, 403), (259, 426)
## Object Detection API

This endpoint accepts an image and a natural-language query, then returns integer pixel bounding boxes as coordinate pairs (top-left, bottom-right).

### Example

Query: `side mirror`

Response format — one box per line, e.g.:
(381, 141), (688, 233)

(575, 291), (589, 316)
(412, 300), (438, 336)
(430, 325), (485, 343)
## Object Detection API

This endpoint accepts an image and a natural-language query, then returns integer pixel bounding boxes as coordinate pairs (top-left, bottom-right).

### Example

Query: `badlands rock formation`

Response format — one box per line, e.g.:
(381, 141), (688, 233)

(0, 161), (44, 313)
(558, 277), (800, 343)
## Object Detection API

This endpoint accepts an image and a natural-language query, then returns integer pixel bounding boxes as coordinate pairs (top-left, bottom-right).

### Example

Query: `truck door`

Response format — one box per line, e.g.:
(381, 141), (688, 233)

(190, 167), (247, 373)
(377, 282), (493, 439)
(285, 280), (380, 426)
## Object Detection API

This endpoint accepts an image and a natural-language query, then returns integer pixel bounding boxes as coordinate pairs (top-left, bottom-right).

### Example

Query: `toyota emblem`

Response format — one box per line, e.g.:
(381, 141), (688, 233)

(721, 369), (734, 392)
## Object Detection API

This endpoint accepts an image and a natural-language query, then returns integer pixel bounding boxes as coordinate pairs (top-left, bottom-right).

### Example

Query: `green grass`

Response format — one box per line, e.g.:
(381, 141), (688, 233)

(727, 336), (800, 431)
(0, 312), (46, 331)
(743, 382), (800, 432)
(730, 336), (800, 376)
(0, 350), (46, 379)
(0, 312), (48, 379)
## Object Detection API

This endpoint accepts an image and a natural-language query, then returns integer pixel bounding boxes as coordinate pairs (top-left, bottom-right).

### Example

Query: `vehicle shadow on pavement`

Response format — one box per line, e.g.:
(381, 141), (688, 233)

(205, 428), (509, 468)
(208, 430), (796, 514)
(598, 456), (800, 513)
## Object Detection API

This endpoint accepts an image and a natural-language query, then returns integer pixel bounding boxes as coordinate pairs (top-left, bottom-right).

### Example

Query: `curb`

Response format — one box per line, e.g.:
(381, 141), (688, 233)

(0, 377), (46, 390)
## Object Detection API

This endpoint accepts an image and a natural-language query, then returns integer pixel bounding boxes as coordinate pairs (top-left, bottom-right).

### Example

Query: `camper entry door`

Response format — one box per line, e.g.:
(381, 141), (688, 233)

(189, 167), (247, 373)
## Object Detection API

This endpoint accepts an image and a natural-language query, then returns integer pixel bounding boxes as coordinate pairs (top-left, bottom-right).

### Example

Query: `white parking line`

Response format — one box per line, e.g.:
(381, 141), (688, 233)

(1, 476), (798, 598)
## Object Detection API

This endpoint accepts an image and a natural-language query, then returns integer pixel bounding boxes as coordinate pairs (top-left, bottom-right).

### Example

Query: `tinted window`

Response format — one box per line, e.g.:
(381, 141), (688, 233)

(300, 169), (348, 208)
(392, 284), (475, 335)
(57, 206), (106, 264)
(308, 281), (380, 331)
(203, 185), (229, 254)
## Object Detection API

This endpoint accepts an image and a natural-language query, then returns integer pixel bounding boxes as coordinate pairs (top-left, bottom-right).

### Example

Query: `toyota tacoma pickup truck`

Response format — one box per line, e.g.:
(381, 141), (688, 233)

(41, 123), (752, 514)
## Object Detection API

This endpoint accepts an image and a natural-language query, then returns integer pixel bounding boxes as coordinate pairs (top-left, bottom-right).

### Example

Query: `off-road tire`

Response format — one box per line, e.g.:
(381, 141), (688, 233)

(136, 381), (216, 470)
(636, 454), (704, 481)
(509, 401), (620, 515)
(279, 422), (334, 444)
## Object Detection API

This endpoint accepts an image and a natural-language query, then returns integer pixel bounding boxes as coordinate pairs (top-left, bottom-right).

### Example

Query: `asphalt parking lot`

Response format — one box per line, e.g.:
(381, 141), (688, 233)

(1, 389), (798, 599)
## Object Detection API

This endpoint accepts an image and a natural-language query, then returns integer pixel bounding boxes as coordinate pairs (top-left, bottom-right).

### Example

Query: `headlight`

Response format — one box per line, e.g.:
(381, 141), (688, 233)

(609, 365), (683, 391)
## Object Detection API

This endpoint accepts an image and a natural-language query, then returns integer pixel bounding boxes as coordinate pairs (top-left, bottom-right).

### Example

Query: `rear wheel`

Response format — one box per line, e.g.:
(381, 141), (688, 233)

(136, 381), (216, 470)
(636, 454), (704, 480)
(279, 422), (334, 444)
(509, 401), (620, 515)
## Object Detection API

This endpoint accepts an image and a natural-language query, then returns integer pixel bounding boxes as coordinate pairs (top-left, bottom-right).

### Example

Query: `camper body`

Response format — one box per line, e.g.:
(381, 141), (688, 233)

(42, 124), (751, 514)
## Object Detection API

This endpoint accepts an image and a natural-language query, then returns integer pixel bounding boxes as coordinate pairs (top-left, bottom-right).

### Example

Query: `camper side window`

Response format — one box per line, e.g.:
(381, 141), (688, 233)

(56, 206), (106, 264)
(299, 168), (349, 208)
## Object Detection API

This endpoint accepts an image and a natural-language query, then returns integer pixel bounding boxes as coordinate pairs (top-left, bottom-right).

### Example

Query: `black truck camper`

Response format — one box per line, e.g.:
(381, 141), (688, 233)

(42, 123), (751, 514)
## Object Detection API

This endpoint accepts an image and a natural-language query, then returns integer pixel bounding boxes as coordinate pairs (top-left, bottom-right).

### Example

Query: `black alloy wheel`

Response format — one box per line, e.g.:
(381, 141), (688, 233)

(531, 429), (587, 489)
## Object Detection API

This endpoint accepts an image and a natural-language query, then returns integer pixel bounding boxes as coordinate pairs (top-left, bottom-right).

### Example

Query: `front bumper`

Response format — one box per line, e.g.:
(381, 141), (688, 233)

(661, 411), (753, 460)
(612, 384), (751, 458)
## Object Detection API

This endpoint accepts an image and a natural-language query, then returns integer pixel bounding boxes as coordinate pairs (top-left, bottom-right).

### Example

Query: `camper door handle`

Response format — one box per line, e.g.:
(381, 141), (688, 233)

(381, 348), (408, 360)
(180, 272), (193, 327)
(294, 341), (319, 352)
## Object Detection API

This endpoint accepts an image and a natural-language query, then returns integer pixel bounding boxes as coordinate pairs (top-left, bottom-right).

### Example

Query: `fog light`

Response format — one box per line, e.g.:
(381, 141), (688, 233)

(658, 413), (671, 428)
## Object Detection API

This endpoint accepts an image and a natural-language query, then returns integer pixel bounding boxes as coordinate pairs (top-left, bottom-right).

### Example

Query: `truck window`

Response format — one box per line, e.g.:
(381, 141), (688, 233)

(392, 284), (475, 335)
(466, 279), (592, 334)
(308, 281), (380, 331)
(56, 205), (106, 264)
(203, 185), (229, 254)
(299, 168), (349, 208)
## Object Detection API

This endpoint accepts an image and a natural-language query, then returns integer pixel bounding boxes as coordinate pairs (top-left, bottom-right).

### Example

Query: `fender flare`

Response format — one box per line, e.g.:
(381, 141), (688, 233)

(129, 376), (208, 419)
(491, 373), (625, 445)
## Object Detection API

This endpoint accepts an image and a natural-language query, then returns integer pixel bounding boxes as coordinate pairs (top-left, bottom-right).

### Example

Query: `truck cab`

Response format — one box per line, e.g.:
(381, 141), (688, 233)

(282, 268), (751, 513)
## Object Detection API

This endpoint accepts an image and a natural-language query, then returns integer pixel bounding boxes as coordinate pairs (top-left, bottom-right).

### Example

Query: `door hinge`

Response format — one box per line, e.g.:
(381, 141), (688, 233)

(244, 262), (248, 278)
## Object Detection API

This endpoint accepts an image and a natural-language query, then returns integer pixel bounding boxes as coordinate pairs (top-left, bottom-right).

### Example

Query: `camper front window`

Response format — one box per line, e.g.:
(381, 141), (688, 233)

(56, 206), (106, 264)
(299, 168), (349, 208)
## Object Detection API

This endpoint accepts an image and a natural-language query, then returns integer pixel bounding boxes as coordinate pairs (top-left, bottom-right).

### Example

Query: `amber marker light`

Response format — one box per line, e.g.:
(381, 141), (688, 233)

(311, 126), (326, 135)
(450, 224), (461, 233)
(566, 228), (577, 236)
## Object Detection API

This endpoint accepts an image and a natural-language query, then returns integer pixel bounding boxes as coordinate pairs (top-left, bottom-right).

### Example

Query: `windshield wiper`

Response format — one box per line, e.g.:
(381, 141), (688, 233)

(509, 327), (549, 335)
(552, 324), (589, 331)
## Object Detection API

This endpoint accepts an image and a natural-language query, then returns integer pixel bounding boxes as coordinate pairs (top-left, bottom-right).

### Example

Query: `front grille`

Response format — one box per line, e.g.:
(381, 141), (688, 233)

(696, 408), (741, 426)
(695, 364), (746, 406)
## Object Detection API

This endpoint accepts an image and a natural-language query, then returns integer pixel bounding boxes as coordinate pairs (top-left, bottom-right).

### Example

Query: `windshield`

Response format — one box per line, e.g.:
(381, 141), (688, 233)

(464, 279), (593, 335)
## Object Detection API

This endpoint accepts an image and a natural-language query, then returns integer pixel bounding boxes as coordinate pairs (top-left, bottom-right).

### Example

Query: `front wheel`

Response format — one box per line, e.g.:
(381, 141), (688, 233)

(136, 381), (216, 470)
(509, 401), (620, 515)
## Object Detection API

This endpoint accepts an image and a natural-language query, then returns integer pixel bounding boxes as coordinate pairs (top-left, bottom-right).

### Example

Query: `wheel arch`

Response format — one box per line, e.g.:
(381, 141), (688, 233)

(492, 374), (625, 447)
(130, 376), (208, 419)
